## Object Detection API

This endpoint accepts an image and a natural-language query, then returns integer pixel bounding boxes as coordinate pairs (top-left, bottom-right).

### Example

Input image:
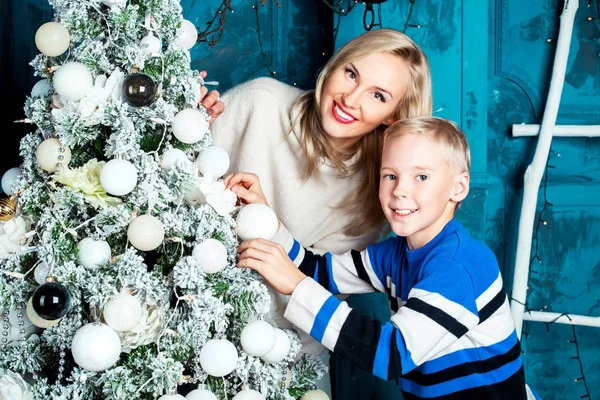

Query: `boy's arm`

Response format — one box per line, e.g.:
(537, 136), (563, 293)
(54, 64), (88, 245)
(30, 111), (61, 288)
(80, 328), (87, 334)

(284, 257), (482, 381)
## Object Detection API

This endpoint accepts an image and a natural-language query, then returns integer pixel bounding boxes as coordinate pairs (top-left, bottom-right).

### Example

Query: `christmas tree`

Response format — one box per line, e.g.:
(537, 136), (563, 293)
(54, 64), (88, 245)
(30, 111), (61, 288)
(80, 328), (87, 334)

(0, 0), (326, 398)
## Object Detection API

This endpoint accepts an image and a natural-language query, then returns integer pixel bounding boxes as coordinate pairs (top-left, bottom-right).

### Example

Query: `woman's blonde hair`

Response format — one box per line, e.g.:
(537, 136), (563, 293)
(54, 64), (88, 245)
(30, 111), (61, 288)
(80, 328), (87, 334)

(292, 29), (433, 236)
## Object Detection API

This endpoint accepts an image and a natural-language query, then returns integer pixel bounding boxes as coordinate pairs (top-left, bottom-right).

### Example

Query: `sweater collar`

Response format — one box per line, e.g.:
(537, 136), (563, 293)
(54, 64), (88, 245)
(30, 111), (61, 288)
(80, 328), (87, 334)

(405, 219), (461, 263)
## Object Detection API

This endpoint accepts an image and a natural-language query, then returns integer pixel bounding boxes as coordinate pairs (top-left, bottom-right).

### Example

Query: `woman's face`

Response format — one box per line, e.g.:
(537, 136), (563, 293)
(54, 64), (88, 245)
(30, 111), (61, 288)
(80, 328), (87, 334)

(319, 51), (412, 149)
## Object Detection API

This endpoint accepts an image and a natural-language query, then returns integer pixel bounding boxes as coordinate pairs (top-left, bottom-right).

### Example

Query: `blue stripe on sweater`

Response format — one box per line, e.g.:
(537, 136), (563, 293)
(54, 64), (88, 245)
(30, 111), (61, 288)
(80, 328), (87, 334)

(400, 355), (523, 397)
(325, 253), (340, 295)
(419, 331), (519, 374)
(288, 239), (300, 262)
(310, 296), (342, 342)
(373, 323), (393, 379)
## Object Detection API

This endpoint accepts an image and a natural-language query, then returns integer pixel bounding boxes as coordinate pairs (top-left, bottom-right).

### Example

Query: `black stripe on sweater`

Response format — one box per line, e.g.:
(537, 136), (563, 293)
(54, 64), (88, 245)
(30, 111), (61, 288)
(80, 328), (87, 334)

(351, 249), (373, 286)
(404, 298), (469, 338)
(478, 289), (507, 324)
(404, 340), (522, 386)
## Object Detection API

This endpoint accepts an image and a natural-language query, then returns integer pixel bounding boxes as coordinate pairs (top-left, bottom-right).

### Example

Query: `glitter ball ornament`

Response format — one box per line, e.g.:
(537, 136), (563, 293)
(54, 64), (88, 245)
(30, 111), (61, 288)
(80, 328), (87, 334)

(232, 389), (265, 400)
(140, 32), (162, 56)
(196, 146), (230, 179)
(0, 194), (17, 222)
(36, 138), (71, 173)
(240, 320), (276, 357)
(78, 237), (111, 270)
(172, 109), (209, 144)
(100, 159), (138, 196)
(26, 298), (61, 328)
(53, 62), (93, 102)
(186, 388), (218, 400)
(31, 79), (51, 98)
(103, 292), (142, 332)
(35, 22), (70, 57)
(301, 390), (330, 400)
(122, 73), (156, 107)
(261, 328), (290, 363)
(161, 148), (189, 171)
(171, 19), (197, 50)
(192, 238), (228, 274)
(31, 280), (72, 320)
(159, 396), (186, 400)
(71, 322), (121, 372)
(236, 203), (279, 241)
(199, 339), (238, 377)
(2, 167), (22, 195)
(127, 214), (165, 251)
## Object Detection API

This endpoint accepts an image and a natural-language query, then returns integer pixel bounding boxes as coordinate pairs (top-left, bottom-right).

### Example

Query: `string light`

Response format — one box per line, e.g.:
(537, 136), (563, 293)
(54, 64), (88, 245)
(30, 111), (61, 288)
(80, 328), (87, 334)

(253, 0), (279, 76)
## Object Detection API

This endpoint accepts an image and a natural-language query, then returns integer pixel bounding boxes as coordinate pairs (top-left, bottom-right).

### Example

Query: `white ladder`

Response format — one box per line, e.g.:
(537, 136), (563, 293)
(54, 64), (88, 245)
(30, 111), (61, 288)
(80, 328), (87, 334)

(509, 0), (600, 336)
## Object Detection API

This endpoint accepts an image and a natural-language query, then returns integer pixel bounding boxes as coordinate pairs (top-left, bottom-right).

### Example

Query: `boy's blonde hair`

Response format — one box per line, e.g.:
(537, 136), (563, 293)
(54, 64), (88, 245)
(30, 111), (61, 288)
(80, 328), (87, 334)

(293, 29), (433, 236)
(384, 117), (471, 175)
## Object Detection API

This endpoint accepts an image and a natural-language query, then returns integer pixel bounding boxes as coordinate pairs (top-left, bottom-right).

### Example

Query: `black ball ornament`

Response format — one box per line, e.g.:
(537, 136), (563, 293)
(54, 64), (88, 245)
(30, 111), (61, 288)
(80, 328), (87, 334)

(123, 73), (156, 107)
(31, 281), (72, 320)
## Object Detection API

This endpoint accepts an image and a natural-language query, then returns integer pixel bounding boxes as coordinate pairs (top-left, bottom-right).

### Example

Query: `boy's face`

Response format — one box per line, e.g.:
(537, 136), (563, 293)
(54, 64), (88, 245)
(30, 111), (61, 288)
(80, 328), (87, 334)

(379, 134), (469, 250)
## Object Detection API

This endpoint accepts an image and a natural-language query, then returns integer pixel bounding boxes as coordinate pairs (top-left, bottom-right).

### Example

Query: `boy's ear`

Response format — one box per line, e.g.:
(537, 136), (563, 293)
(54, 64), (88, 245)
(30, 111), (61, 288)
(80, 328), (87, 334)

(450, 172), (470, 203)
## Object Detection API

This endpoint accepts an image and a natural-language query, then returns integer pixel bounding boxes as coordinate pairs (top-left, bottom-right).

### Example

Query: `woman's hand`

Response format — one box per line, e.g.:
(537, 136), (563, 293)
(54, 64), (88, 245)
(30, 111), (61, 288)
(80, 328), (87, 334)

(223, 172), (268, 206)
(238, 238), (306, 295)
(198, 70), (224, 123)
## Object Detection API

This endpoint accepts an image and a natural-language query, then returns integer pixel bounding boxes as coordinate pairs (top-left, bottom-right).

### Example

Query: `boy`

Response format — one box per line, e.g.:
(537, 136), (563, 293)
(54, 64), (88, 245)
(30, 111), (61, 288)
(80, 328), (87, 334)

(229, 117), (528, 399)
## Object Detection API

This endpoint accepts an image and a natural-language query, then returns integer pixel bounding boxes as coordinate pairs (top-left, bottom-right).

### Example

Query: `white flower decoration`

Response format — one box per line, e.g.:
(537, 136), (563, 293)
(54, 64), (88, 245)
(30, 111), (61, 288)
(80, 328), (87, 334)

(184, 176), (236, 216)
(118, 304), (164, 351)
(0, 216), (32, 259)
(0, 369), (33, 400)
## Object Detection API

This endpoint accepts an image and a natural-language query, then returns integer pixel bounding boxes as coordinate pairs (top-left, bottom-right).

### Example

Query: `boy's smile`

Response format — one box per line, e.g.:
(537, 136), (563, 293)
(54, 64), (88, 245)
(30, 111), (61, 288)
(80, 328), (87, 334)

(379, 134), (469, 250)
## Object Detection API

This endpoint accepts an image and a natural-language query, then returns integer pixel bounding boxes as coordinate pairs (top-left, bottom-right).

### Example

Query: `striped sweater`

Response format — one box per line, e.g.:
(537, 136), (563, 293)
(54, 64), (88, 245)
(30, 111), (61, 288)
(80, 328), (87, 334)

(273, 219), (527, 399)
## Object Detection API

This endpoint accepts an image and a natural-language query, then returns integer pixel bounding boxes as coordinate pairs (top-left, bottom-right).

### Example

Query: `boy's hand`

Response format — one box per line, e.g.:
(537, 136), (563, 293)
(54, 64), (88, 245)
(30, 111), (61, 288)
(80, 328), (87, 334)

(237, 238), (306, 295)
(198, 70), (224, 123)
(224, 172), (268, 206)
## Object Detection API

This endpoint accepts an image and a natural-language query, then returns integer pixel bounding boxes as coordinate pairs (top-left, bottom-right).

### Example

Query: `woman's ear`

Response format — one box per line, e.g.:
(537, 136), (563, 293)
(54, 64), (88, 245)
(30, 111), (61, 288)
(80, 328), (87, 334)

(450, 172), (470, 203)
(382, 115), (396, 126)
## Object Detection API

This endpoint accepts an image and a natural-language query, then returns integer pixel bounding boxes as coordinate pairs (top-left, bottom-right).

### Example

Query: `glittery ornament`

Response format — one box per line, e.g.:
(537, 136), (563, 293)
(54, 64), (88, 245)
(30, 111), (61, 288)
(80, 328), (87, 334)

(31, 280), (72, 320)
(122, 73), (156, 107)
(0, 194), (17, 222)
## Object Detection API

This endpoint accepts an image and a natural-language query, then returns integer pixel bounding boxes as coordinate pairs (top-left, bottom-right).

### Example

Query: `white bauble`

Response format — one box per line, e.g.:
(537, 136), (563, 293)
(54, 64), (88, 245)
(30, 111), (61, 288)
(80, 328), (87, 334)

(171, 109), (209, 144)
(236, 203), (278, 241)
(53, 62), (93, 102)
(34, 262), (51, 285)
(196, 146), (230, 179)
(100, 159), (138, 196)
(103, 293), (142, 332)
(36, 138), (71, 173)
(240, 320), (276, 357)
(184, 185), (205, 207)
(127, 214), (165, 251)
(161, 148), (189, 171)
(140, 32), (162, 56)
(0, 306), (41, 344)
(261, 328), (290, 363)
(301, 390), (330, 400)
(71, 322), (121, 372)
(172, 19), (197, 50)
(186, 388), (218, 400)
(78, 238), (111, 270)
(192, 239), (228, 274)
(31, 79), (51, 98)
(232, 389), (265, 400)
(26, 298), (61, 329)
(158, 395), (186, 400)
(35, 22), (70, 57)
(1, 167), (22, 195)
(199, 339), (238, 377)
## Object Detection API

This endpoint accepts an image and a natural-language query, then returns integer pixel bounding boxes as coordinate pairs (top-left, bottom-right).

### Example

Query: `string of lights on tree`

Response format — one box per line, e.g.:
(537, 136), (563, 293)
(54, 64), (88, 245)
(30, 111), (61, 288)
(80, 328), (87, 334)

(510, 149), (593, 400)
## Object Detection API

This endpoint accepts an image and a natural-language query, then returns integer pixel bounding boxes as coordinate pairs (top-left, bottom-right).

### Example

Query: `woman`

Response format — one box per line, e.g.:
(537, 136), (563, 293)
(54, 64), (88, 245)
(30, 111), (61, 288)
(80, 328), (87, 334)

(209, 28), (432, 398)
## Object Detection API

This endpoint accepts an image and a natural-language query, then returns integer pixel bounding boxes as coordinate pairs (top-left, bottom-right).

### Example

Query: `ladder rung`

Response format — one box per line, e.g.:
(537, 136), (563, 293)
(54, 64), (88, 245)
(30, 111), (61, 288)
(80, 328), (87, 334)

(522, 311), (600, 328)
(512, 124), (600, 137)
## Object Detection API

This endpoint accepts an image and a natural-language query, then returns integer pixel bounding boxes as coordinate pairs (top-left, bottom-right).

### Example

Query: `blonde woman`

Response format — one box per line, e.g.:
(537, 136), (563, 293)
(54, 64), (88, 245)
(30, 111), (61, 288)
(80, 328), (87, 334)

(212, 29), (432, 398)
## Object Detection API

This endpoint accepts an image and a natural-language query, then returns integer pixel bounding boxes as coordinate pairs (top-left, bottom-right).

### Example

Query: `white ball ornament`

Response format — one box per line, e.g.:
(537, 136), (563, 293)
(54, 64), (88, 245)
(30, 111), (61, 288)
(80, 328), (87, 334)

(127, 214), (165, 251)
(301, 390), (330, 400)
(161, 148), (189, 171)
(103, 293), (142, 332)
(2, 167), (22, 195)
(236, 203), (279, 241)
(71, 322), (121, 372)
(172, 19), (198, 50)
(140, 32), (162, 56)
(31, 79), (51, 98)
(36, 138), (71, 173)
(261, 328), (290, 363)
(199, 339), (238, 377)
(34, 262), (51, 285)
(232, 389), (265, 400)
(240, 320), (276, 357)
(172, 109), (209, 144)
(192, 239), (228, 274)
(78, 238), (111, 270)
(35, 22), (70, 57)
(186, 388), (218, 400)
(196, 146), (230, 179)
(158, 395), (186, 400)
(100, 159), (138, 196)
(53, 62), (93, 102)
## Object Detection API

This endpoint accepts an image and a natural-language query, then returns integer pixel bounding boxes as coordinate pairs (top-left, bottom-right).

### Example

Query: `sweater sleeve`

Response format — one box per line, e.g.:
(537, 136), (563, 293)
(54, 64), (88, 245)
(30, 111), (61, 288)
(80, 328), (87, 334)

(283, 256), (480, 381)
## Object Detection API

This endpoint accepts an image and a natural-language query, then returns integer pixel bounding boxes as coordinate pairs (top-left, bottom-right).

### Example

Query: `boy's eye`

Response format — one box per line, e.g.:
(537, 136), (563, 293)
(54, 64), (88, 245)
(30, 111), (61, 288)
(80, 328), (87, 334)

(382, 174), (397, 181)
(416, 175), (428, 182)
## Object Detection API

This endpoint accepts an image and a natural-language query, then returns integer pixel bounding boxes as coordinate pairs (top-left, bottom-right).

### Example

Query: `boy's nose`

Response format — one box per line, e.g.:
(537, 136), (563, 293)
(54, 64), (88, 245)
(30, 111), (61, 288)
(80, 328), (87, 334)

(392, 180), (409, 199)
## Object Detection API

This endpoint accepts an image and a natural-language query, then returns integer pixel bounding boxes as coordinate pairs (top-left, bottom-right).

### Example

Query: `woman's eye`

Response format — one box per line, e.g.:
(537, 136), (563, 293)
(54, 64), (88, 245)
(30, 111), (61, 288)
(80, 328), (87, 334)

(373, 92), (386, 102)
(346, 69), (356, 80)
(416, 175), (428, 182)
